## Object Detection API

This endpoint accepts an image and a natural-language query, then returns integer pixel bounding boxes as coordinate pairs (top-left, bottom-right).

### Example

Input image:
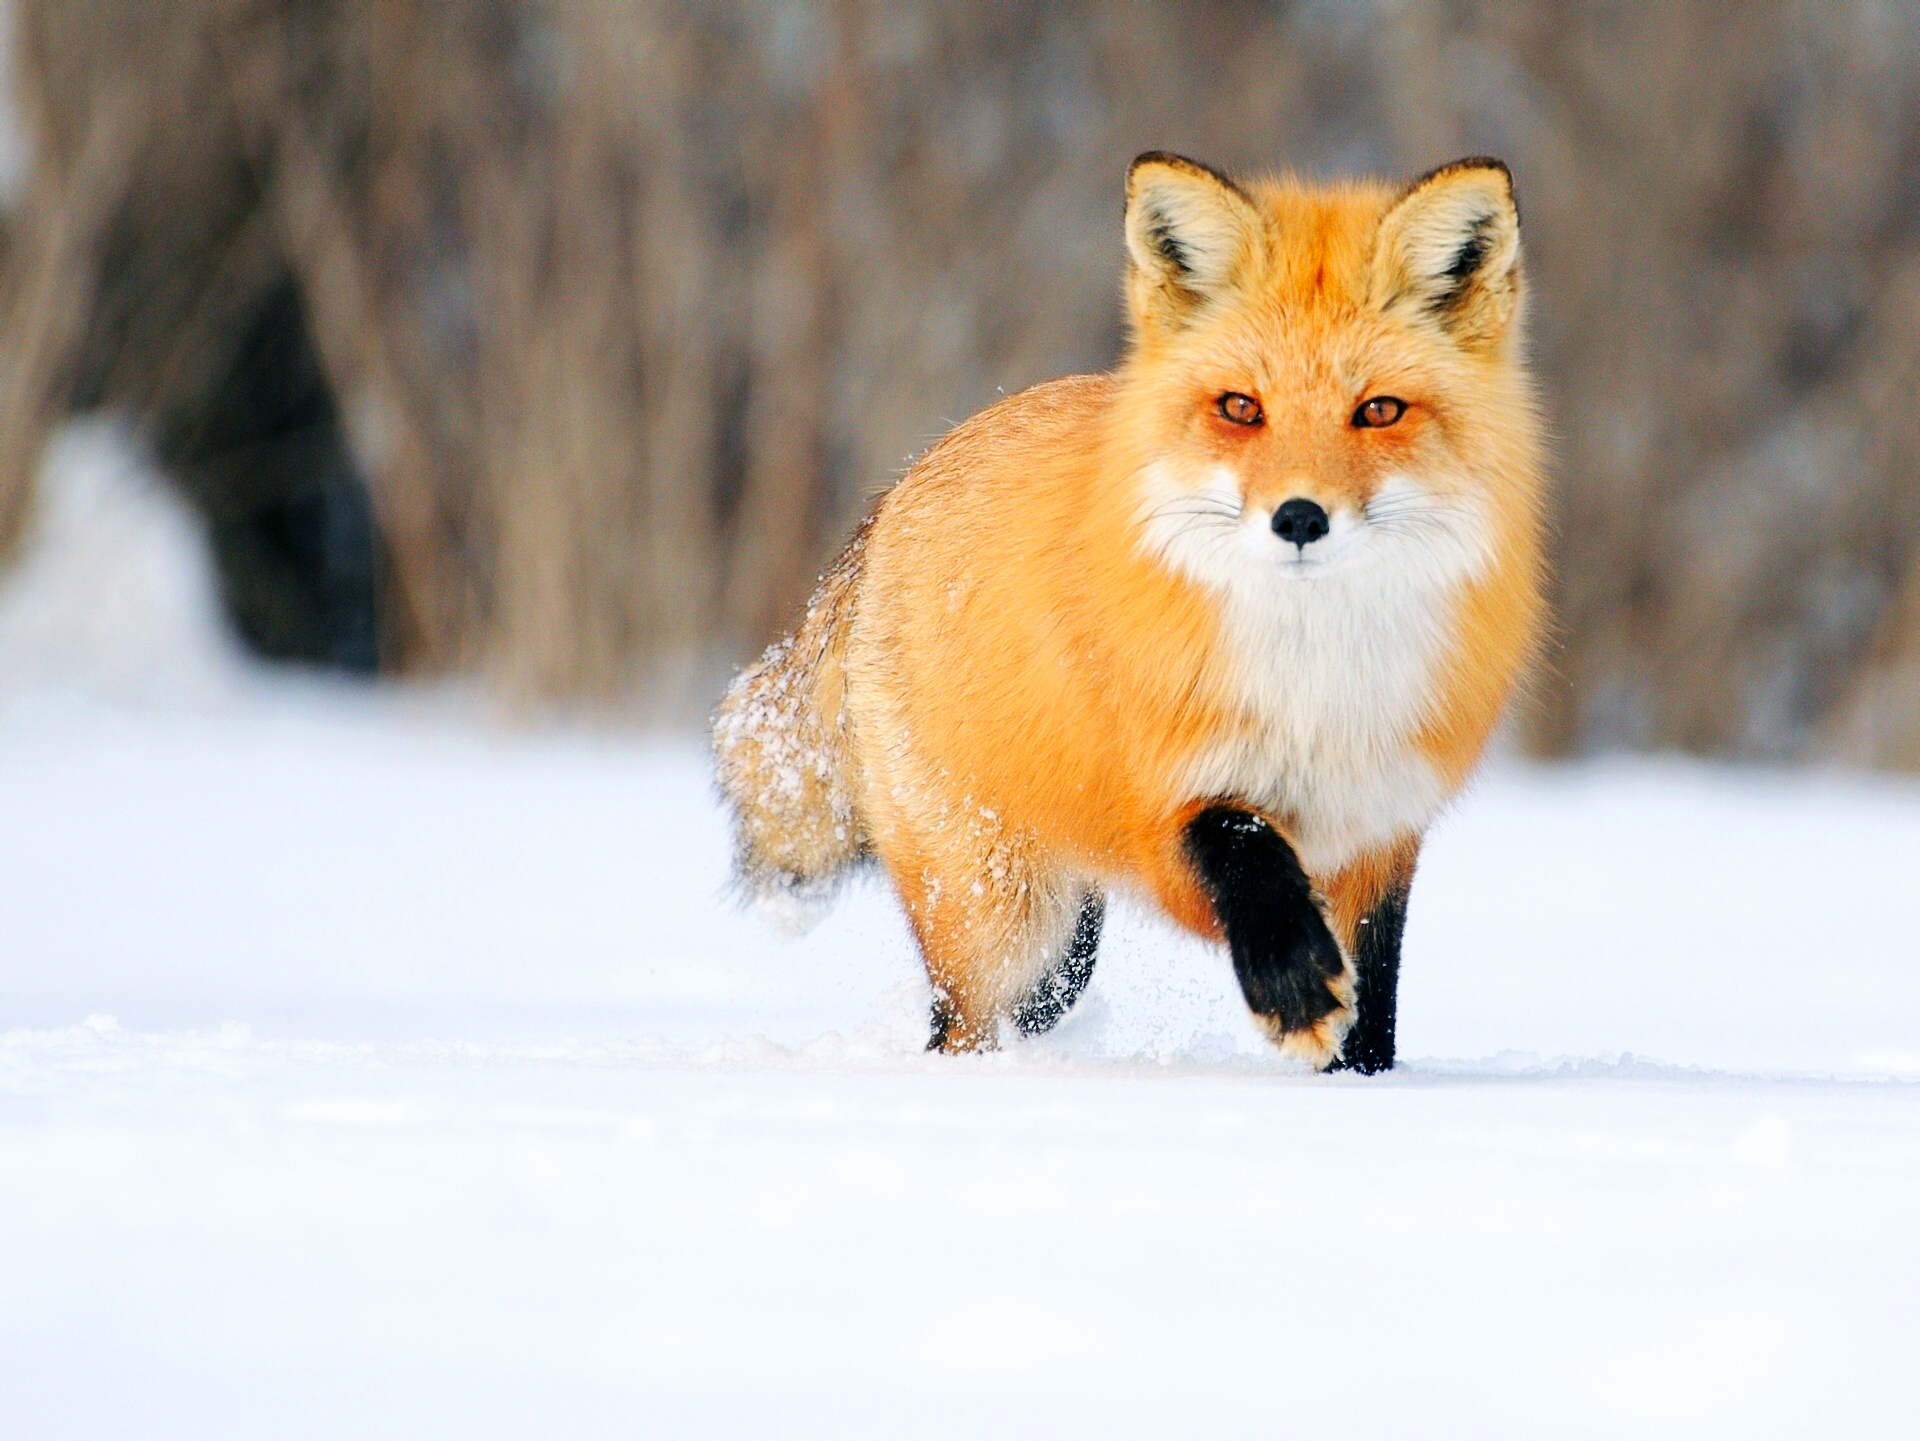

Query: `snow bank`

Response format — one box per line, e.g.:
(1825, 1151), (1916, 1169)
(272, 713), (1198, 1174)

(0, 419), (250, 708)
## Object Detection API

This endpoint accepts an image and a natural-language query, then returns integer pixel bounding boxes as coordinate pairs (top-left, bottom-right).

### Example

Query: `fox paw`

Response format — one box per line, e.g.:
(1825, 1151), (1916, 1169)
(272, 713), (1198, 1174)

(1253, 965), (1356, 1071)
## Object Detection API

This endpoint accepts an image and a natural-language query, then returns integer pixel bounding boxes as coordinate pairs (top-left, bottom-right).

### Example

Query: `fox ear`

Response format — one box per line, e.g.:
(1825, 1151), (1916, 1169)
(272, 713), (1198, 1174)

(1125, 152), (1261, 329)
(1370, 158), (1522, 349)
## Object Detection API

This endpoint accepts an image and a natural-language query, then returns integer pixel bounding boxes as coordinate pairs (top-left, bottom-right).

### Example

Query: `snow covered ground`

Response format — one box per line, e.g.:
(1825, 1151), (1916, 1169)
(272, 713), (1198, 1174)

(3, 428), (1918, 1437)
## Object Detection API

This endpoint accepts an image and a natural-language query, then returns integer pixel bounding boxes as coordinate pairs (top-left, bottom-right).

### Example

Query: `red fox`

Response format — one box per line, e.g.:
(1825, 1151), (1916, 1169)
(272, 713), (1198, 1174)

(713, 152), (1545, 1071)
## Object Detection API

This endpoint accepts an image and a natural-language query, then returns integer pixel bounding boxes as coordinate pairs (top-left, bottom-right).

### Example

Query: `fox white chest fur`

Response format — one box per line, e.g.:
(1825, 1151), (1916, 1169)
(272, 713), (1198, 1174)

(1140, 461), (1494, 876)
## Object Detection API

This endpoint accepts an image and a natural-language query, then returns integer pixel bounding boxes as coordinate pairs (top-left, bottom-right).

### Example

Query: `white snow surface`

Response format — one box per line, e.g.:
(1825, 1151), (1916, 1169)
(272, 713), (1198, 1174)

(3, 429), (1919, 1437)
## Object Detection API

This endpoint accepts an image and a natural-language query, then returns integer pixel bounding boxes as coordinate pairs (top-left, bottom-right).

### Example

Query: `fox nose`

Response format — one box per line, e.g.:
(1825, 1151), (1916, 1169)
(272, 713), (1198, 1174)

(1272, 498), (1330, 548)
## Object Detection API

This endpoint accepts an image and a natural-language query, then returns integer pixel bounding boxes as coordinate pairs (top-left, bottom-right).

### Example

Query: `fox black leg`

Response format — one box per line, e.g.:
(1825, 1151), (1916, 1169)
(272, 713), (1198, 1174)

(1183, 807), (1346, 1044)
(927, 992), (959, 1052)
(1328, 885), (1410, 1074)
(1011, 891), (1105, 1036)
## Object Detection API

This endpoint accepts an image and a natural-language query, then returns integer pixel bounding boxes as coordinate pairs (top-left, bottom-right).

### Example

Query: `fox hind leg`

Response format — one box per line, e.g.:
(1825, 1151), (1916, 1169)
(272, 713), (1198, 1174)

(1010, 891), (1105, 1037)
(899, 848), (1091, 1054)
(1182, 806), (1352, 1068)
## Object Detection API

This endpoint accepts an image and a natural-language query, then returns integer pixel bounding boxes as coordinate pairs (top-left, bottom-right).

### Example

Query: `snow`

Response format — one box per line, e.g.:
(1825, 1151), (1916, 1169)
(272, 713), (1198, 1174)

(3, 429), (1918, 1437)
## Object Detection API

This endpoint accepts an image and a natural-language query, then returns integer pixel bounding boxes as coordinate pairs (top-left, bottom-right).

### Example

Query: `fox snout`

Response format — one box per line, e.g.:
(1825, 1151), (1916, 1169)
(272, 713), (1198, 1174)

(1271, 498), (1330, 549)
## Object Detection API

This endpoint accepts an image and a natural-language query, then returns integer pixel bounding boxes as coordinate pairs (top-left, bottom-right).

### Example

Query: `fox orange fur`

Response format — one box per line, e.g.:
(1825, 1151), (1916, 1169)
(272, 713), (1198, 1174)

(713, 153), (1546, 1071)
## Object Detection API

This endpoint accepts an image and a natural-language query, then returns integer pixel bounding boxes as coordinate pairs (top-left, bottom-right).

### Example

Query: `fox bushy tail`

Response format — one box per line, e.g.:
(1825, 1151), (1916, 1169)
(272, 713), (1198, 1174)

(711, 517), (872, 931)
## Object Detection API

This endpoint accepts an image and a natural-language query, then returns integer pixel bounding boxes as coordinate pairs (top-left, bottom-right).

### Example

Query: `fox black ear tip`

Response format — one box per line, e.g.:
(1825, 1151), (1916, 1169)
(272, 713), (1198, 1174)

(1129, 149), (1196, 173)
(1414, 155), (1515, 193)
(1126, 150), (1244, 195)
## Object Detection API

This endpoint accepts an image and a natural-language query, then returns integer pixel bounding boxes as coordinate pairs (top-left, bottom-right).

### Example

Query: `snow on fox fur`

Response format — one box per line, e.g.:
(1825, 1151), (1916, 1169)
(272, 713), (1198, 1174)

(714, 152), (1546, 1069)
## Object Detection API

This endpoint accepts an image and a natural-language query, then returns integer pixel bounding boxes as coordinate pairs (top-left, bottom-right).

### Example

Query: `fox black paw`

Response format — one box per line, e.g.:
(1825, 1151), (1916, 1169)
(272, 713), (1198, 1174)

(1182, 806), (1348, 1044)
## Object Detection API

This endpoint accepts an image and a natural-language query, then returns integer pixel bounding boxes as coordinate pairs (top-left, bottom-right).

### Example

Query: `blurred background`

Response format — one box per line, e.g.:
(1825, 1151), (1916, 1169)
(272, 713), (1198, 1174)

(3, 0), (1919, 763)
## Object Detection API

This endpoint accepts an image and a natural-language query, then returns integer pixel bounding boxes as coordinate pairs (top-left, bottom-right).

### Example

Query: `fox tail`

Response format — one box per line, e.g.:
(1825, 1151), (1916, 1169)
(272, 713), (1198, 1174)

(710, 517), (872, 933)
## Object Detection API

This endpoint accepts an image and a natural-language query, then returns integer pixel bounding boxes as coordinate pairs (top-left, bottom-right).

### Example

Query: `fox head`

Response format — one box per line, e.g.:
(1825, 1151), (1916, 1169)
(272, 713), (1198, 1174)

(1116, 152), (1538, 593)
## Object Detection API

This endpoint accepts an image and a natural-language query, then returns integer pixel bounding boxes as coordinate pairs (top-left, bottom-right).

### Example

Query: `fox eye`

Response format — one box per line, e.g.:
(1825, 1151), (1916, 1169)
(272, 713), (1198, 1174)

(1218, 392), (1263, 426)
(1353, 396), (1407, 429)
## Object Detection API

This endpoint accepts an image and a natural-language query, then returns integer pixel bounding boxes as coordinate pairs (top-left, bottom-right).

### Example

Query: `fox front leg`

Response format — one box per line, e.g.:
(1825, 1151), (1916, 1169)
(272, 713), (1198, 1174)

(1182, 806), (1353, 1068)
(1328, 883), (1409, 1073)
(1319, 838), (1420, 1074)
